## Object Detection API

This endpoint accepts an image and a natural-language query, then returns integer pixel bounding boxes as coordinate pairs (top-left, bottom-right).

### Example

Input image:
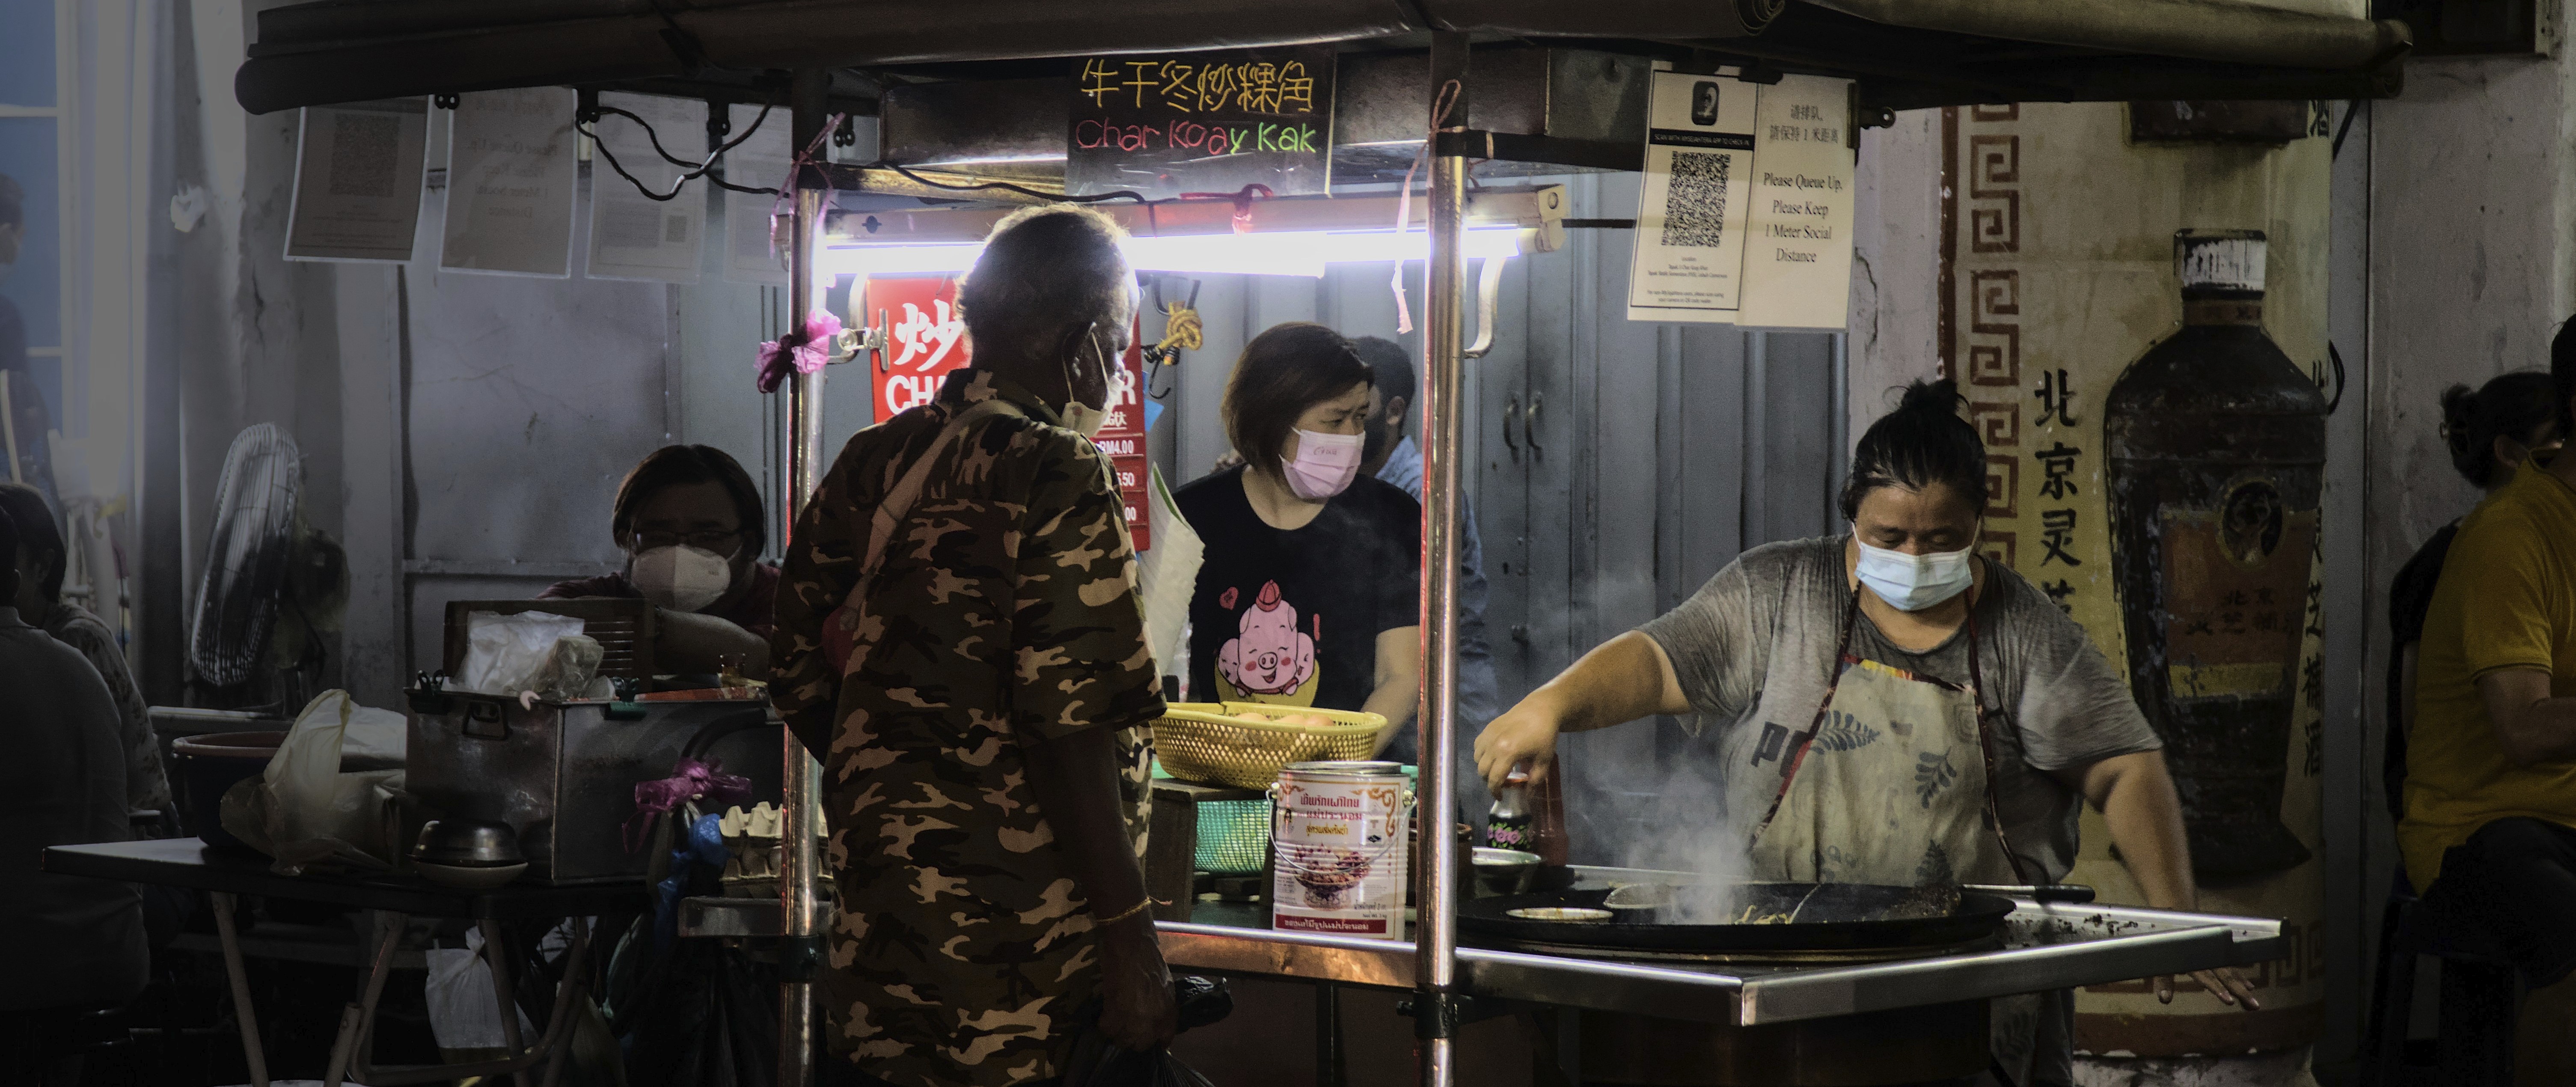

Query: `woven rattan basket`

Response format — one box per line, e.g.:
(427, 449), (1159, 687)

(1151, 702), (1388, 791)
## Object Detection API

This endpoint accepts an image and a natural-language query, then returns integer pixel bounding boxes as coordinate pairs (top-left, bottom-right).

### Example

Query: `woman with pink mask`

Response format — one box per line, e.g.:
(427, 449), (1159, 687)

(1176, 323), (1423, 757)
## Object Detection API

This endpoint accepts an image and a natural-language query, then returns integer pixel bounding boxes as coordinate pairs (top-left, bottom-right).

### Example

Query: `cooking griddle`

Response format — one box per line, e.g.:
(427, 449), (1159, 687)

(1459, 883), (2017, 955)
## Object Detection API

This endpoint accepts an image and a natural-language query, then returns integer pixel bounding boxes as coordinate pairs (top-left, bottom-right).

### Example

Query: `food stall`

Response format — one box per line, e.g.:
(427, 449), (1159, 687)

(167, 3), (2413, 1085)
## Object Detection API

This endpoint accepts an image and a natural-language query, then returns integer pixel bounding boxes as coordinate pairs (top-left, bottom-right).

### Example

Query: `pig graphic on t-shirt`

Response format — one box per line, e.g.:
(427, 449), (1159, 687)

(1218, 581), (1316, 696)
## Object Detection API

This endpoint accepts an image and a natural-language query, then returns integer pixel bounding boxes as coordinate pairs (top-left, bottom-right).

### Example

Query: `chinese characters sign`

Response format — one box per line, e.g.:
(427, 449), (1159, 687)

(865, 277), (972, 423)
(1066, 47), (1335, 201)
(862, 279), (1155, 549)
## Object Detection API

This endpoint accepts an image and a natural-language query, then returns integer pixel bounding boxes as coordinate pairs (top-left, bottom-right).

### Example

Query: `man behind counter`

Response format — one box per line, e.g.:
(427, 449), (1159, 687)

(544, 444), (776, 678)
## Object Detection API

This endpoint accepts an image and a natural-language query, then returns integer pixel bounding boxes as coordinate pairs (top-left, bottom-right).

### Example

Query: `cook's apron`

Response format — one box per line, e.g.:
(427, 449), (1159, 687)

(1746, 589), (2062, 1086)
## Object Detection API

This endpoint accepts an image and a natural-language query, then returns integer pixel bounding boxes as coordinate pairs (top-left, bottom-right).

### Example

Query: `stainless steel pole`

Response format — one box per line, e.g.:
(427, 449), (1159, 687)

(1416, 30), (1471, 1087)
(779, 66), (831, 1087)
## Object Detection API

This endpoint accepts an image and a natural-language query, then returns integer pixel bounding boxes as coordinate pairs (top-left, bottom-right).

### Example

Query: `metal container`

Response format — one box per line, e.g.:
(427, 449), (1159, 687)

(1269, 760), (1412, 939)
(411, 819), (526, 867)
(405, 691), (783, 883)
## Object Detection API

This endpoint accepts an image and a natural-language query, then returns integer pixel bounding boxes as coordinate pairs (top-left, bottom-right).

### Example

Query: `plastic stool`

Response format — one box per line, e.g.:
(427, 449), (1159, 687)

(2362, 872), (2523, 1086)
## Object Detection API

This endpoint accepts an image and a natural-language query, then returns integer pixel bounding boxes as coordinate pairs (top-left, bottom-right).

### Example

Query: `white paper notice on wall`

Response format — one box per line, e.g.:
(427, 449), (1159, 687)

(1624, 69), (1855, 330)
(285, 98), (431, 263)
(721, 101), (792, 286)
(587, 92), (706, 284)
(1625, 71), (1755, 322)
(1735, 75), (1856, 330)
(440, 88), (578, 277)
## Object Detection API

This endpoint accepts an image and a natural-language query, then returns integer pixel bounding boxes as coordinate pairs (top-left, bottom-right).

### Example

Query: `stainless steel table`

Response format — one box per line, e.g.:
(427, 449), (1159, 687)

(678, 866), (2286, 1025)
(1157, 894), (2286, 1026)
(45, 838), (642, 1087)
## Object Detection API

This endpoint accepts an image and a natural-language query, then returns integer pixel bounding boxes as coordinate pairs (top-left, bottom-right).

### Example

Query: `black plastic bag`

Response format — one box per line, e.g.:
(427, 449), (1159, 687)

(1060, 976), (1234, 1087)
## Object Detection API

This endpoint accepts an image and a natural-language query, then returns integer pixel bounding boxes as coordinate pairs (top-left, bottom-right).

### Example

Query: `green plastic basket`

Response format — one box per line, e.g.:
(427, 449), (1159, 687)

(1194, 799), (1272, 875)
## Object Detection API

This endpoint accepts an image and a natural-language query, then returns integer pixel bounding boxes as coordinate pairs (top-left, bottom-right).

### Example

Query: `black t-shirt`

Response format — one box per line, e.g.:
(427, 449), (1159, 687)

(1174, 466), (1421, 713)
(2384, 520), (2460, 821)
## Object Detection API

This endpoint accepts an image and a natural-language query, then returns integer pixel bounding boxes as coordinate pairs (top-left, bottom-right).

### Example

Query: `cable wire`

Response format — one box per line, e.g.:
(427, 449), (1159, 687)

(582, 98), (782, 202)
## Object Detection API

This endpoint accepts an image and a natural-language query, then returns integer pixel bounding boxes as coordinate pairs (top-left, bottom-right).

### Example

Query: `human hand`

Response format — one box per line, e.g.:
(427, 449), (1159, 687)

(1474, 697), (1563, 790)
(1212, 449), (1245, 473)
(2156, 965), (2260, 1010)
(1096, 915), (1178, 1051)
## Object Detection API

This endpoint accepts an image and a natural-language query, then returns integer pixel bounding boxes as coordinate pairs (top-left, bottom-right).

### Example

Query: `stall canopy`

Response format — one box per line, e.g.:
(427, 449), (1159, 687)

(237, 0), (2408, 116)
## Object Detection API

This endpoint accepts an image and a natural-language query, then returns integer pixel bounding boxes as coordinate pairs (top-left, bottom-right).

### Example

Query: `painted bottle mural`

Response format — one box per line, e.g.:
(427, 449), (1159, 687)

(2104, 229), (2327, 882)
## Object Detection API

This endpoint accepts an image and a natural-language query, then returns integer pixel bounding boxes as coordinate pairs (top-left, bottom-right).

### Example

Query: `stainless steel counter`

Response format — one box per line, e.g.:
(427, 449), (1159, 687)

(681, 871), (2286, 1027)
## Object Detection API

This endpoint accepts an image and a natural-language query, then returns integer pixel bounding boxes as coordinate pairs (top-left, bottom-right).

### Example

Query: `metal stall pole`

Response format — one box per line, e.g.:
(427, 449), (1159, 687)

(1416, 31), (1472, 1087)
(779, 66), (832, 1087)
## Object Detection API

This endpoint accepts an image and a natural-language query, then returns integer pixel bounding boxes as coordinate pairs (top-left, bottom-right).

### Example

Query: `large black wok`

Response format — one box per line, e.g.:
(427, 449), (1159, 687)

(1458, 882), (2017, 955)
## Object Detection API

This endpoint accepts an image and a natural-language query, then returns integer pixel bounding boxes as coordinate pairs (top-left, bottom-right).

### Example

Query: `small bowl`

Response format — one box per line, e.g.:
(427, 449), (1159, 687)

(413, 860), (529, 890)
(412, 819), (525, 867)
(1470, 848), (1542, 897)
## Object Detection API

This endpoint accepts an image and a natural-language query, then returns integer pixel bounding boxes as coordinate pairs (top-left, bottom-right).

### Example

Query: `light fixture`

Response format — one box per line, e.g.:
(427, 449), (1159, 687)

(818, 226), (1531, 279)
(818, 183), (1565, 279)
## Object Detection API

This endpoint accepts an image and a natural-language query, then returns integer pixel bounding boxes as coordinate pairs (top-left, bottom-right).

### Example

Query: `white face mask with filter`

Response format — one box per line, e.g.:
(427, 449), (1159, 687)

(631, 544), (736, 612)
(1853, 536), (1978, 612)
(1058, 322), (1129, 440)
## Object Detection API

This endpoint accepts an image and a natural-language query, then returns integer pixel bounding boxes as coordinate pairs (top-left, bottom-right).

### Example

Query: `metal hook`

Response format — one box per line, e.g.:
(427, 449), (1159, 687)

(1463, 257), (1507, 360)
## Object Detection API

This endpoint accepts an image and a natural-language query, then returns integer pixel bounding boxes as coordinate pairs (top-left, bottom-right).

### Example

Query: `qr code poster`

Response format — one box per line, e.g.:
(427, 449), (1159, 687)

(285, 99), (430, 263)
(1625, 70), (1855, 329)
(1625, 71), (1756, 322)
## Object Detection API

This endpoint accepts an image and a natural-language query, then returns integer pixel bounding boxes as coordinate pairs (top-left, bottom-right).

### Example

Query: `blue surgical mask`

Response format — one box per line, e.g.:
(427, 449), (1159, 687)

(1854, 536), (1978, 611)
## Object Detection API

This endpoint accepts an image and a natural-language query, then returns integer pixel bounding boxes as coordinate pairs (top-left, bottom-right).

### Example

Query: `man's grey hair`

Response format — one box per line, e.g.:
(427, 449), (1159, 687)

(958, 205), (1132, 365)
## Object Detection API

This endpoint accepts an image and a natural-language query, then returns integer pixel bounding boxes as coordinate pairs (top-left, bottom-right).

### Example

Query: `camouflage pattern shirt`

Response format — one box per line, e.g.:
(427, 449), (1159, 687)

(773, 368), (1165, 1087)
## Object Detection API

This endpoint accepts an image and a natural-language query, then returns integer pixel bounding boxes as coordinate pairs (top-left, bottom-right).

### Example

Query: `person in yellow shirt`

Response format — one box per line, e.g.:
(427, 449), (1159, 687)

(2405, 324), (2576, 1085)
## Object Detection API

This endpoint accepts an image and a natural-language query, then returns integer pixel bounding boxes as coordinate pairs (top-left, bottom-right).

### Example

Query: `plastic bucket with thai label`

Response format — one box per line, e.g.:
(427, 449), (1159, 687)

(1269, 760), (1412, 939)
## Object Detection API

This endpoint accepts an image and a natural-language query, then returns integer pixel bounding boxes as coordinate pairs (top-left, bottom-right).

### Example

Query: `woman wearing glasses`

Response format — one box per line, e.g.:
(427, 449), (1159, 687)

(542, 444), (778, 678)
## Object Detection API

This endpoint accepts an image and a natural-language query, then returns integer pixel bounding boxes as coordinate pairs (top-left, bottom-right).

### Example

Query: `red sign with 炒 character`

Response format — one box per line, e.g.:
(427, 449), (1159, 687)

(866, 277), (972, 422)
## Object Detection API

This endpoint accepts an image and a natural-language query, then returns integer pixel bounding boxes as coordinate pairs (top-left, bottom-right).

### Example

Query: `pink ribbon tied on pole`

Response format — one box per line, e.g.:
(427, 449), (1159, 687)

(623, 757), (755, 852)
(756, 310), (845, 394)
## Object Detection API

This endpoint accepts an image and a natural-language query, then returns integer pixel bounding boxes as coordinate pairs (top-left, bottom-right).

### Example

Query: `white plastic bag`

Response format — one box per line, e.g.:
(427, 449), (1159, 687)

(1136, 463), (1205, 673)
(424, 927), (535, 1051)
(218, 690), (410, 876)
(458, 610), (588, 697)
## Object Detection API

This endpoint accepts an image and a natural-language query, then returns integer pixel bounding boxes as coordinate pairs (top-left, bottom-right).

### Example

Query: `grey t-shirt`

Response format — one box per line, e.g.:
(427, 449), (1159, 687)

(1637, 535), (2160, 886)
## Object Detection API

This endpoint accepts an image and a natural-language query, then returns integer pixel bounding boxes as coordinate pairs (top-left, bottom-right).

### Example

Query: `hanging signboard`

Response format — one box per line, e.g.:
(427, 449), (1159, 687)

(1066, 47), (1335, 200)
(1093, 335), (1152, 551)
(1625, 70), (1854, 330)
(285, 98), (430, 263)
(860, 275), (1156, 547)
(587, 92), (706, 283)
(440, 88), (578, 277)
(864, 276), (973, 422)
(721, 101), (793, 286)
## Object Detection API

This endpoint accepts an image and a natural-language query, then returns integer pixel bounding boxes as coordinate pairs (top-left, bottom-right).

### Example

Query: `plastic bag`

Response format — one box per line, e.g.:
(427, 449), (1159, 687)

(459, 610), (600, 699)
(1135, 463), (1204, 672)
(1061, 977), (1233, 1087)
(218, 690), (410, 876)
(425, 926), (536, 1051)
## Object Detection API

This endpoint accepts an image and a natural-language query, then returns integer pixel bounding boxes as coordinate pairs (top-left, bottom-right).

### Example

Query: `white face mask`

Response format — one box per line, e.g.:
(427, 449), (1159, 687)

(1280, 428), (1365, 501)
(631, 544), (736, 612)
(1058, 324), (1123, 440)
(1854, 536), (1978, 612)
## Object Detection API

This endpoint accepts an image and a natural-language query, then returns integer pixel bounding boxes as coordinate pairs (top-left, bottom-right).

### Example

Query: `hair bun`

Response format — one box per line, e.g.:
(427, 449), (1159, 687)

(1896, 377), (1965, 417)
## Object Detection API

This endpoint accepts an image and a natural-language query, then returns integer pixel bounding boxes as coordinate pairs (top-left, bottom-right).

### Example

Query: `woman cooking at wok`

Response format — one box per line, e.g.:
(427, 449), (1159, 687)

(1474, 379), (2256, 1087)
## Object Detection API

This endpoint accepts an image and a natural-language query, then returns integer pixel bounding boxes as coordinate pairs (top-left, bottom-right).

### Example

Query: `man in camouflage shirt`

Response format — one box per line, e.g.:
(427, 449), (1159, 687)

(773, 205), (1175, 1087)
